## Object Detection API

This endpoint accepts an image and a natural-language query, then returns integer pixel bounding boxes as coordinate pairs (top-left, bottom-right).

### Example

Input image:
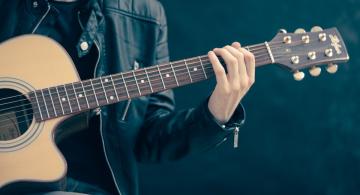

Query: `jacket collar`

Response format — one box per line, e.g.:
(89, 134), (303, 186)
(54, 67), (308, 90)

(26, 0), (104, 57)
(76, 0), (104, 57)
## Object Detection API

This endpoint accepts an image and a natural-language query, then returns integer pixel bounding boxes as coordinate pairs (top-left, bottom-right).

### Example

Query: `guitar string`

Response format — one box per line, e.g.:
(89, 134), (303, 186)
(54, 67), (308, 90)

(0, 46), (272, 106)
(0, 41), (334, 119)
(0, 45), (336, 127)
(0, 57), (261, 120)
(0, 55), (272, 114)
(0, 71), (219, 128)
(0, 38), (317, 104)
(0, 41), (334, 117)
(0, 52), (278, 125)
(0, 38), (331, 108)
(0, 42), (333, 126)
(0, 38), (305, 103)
(0, 40), (296, 108)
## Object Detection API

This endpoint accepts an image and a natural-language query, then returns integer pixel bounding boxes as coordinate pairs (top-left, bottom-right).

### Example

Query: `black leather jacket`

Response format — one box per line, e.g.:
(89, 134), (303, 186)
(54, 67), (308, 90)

(0, 0), (245, 194)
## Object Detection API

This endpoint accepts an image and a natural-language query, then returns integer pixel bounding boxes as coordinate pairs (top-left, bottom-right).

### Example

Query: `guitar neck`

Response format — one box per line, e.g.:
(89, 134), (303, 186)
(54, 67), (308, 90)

(29, 42), (272, 121)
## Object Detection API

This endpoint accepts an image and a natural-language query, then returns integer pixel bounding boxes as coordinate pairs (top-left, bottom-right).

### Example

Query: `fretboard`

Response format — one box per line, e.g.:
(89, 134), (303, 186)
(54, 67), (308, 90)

(29, 42), (272, 121)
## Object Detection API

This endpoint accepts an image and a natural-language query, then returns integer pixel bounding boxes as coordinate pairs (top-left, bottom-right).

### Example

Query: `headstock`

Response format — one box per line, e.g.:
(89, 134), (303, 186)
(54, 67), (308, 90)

(269, 26), (349, 81)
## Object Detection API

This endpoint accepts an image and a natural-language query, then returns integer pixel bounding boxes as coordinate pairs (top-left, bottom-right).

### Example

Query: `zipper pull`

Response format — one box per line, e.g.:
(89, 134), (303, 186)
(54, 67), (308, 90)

(233, 127), (239, 148)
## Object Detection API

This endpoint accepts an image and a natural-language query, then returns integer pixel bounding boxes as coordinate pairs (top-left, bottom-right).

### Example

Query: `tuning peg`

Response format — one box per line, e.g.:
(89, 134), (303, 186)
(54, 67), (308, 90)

(293, 71), (305, 81)
(311, 26), (323, 32)
(309, 66), (322, 77)
(325, 48), (333, 57)
(294, 28), (306, 34)
(279, 29), (287, 34)
(326, 63), (338, 74)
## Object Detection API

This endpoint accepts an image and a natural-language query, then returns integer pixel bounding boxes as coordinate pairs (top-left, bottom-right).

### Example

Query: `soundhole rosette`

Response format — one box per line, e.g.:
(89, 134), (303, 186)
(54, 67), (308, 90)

(0, 77), (44, 152)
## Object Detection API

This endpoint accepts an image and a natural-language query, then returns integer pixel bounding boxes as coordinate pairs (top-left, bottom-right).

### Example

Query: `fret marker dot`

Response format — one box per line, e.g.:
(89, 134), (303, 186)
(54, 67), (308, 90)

(104, 78), (109, 82)
(61, 97), (66, 102)
(193, 67), (198, 71)
(78, 94), (83, 98)
(166, 74), (170, 78)
(141, 80), (145, 83)
(110, 96), (114, 100)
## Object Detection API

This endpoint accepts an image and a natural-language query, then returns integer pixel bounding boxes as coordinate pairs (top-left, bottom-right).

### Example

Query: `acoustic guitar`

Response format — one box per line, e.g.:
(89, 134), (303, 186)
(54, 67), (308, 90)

(0, 27), (349, 190)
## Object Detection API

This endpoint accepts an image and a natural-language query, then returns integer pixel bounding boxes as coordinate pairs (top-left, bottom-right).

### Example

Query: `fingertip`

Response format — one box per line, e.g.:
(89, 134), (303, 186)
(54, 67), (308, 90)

(232, 42), (241, 48)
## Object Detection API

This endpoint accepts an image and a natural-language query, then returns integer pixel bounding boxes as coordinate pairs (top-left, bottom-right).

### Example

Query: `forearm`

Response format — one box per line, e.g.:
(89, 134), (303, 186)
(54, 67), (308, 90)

(135, 97), (245, 163)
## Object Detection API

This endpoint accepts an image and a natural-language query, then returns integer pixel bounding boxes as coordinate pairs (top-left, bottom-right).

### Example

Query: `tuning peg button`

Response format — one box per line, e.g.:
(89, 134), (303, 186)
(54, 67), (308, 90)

(326, 63), (338, 74)
(311, 26), (323, 32)
(293, 71), (305, 81)
(291, 56), (300, 64)
(308, 51), (316, 60)
(309, 66), (321, 77)
(283, 36), (292, 44)
(325, 49), (333, 57)
(279, 29), (287, 34)
(294, 28), (306, 34)
(302, 35), (310, 44)
(319, 33), (327, 42)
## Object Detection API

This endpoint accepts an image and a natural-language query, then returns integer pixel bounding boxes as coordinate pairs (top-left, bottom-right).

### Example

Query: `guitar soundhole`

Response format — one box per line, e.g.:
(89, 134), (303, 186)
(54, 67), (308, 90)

(0, 89), (33, 141)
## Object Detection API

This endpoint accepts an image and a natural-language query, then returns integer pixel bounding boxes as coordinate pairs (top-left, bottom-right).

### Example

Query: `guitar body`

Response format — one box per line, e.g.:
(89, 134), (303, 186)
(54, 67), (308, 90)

(0, 27), (349, 192)
(0, 35), (79, 189)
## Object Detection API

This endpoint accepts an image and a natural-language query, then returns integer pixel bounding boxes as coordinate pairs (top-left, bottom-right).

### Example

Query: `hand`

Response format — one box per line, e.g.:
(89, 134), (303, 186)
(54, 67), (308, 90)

(207, 42), (255, 124)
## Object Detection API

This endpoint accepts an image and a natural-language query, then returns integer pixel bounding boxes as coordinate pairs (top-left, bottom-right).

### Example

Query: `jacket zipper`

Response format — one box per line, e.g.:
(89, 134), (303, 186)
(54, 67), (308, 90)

(120, 61), (142, 120)
(31, 3), (51, 33)
(121, 99), (131, 120)
(120, 60), (142, 120)
(77, 11), (122, 195)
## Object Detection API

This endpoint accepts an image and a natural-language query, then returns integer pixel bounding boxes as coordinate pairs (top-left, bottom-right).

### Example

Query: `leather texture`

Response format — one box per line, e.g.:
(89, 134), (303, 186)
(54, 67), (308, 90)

(0, 0), (245, 194)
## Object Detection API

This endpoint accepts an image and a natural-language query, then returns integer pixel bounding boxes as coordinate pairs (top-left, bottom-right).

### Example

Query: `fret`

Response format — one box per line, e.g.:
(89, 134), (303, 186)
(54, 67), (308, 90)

(40, 89), (51, 118)
(99, 76), (110, 104)
(171, 61), (191, 86)
(109, 75), (120, 101)
(120, 73), (130, 98)
(169, 62), (179, 86)
(144, 68), (153, 93)
(111, 74), (127, 100)
(80, 81), (90, 108)
(64, 84), (80, 113)
(157, 65), (166, 89)
(135, 69), (152, 94)
(92, 78), (107, 105)
(33, 91), (44, 120)
(186, 58), (206, 83)
(132, 70), (142, 95)
(58, 85), (72, 114)
(49, 87), (62, 116)
(82, 80), (98, 108)
(72, 83), (81, 111)
(160, 65), (177, 88)
(89, 79), (99, 106)
(47, 88), (58, 116)
(198, 56), (207, 79)
(122, 72), (140, 97)
(55, 87), (65, 115)
(101, 76), (118, 103)
(184, 59), (193, 83)
(73, 82), (88, 110)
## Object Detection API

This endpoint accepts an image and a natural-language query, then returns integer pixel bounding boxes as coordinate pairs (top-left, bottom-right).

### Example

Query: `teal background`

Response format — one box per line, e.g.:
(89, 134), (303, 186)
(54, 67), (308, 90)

(139, 0), (360, 194)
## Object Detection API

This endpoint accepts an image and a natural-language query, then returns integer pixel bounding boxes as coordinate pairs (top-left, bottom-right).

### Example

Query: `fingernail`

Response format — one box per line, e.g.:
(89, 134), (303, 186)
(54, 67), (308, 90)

(233, 42), (241, 47)
(208, 51), (214, 55)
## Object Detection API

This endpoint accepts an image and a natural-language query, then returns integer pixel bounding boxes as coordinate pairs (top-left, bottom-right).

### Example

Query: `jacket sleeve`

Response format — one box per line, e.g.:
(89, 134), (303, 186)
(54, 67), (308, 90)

(135, 2), (245, 162)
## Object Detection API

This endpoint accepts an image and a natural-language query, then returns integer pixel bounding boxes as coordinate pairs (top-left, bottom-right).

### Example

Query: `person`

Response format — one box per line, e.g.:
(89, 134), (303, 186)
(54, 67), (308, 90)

(0, 0), (255, 194)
